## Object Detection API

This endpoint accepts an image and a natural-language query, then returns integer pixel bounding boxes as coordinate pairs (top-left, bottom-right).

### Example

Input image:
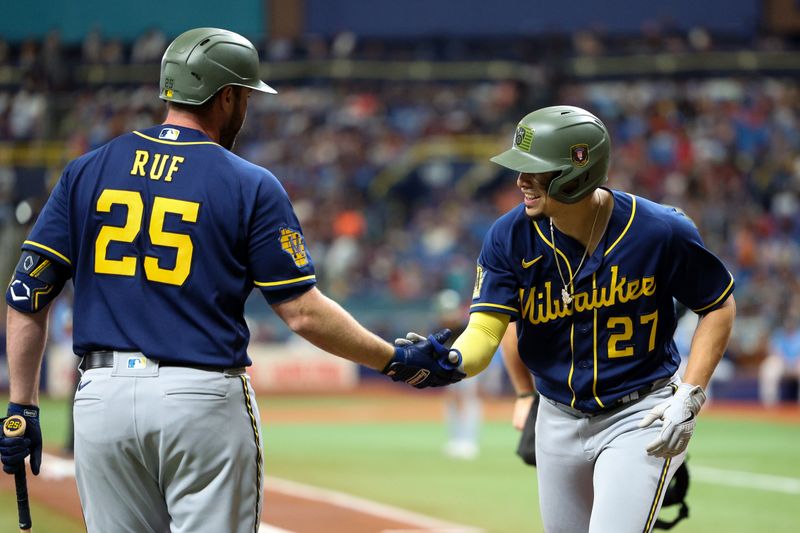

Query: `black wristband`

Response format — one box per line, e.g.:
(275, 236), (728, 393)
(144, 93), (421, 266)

(516, 391), (536, 399)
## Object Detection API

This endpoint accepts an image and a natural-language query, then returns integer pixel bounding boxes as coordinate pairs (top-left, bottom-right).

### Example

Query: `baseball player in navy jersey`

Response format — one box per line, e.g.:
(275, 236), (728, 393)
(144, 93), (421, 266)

(431, 105), (737, 532)
(0, 28), (462, 533)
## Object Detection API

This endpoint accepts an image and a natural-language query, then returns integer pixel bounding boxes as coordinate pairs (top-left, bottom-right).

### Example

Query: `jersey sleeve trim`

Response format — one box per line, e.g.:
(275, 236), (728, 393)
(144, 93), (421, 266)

(132, 130), (219, 147)
(604, 193), (637, 257)
(691, 273), (734, 313)
(23, 240), (71, 266)
(254, 274), (316, 288)
(470, 302), (519, 314)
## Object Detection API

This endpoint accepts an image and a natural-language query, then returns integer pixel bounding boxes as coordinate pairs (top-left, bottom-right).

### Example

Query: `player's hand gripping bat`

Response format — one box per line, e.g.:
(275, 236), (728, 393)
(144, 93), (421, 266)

(3, 415), (32, 532)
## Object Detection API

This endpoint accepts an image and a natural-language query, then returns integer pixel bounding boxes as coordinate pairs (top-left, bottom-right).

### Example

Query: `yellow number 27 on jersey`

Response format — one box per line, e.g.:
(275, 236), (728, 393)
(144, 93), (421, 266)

(94, 189), (199, 286)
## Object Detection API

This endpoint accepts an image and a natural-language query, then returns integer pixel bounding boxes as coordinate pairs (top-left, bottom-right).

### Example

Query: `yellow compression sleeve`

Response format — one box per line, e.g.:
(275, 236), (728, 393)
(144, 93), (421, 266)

(451, 311), (510, 377)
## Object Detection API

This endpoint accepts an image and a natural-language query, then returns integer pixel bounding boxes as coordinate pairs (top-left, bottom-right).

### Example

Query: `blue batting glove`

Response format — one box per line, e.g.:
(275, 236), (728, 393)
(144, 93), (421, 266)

(0, 403), (42, 475)
(426, 331), (463, 370)
(383, 329), (466, 388)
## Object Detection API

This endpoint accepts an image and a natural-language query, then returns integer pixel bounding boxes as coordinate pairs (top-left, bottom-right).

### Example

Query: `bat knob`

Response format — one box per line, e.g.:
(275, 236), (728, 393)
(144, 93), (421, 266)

(3, 415), (26, 438)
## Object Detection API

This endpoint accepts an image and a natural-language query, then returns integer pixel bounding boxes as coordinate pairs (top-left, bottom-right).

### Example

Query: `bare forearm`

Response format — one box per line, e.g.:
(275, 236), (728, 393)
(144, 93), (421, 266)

(500, 321), (535, 394)
(6, 306), (50, 405)
(273, 288), (394, 370)
(683, 296), (736, 389)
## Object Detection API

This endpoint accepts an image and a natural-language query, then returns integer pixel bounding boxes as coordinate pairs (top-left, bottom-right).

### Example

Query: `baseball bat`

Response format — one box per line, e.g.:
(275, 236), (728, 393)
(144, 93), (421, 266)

(3, 415), (32, 532)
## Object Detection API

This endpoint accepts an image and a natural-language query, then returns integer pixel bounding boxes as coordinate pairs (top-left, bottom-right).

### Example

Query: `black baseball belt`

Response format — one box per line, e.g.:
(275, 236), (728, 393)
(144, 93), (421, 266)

(78, 350), (244, 373)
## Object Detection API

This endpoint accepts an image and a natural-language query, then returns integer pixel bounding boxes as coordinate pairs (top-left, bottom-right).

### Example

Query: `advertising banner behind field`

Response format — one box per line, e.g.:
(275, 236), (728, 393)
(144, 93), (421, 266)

(247, 340), (359, 392)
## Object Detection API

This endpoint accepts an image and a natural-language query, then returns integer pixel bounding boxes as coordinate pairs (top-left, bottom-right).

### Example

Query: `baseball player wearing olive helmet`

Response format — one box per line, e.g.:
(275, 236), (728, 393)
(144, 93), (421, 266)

(1, 28), (462, 532)
(440, 106), (735, 532)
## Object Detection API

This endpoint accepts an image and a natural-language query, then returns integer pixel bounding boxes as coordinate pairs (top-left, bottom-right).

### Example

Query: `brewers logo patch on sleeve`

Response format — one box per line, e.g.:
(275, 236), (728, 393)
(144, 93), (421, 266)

(279, 228), (308, 267)
(473, 264), (485, 299)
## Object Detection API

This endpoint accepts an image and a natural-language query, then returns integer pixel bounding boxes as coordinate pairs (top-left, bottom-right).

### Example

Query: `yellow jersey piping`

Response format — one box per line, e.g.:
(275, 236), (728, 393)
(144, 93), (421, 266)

(254, 275), (316, 287)
(592, 272), (605, 408)
(470, 302), (518, 313)
(605, 193), (636, 257)
(692, 274), (734, 313)
(568, 321), (576, 407)
(533, 221), (575, 286)
(23, 241), (71, 266)
(132, 130), (219, 146)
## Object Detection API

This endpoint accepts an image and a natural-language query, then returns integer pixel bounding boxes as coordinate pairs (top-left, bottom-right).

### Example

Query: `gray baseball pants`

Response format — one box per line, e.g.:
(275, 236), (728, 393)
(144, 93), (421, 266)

(73, 352), (264, 533)
(535, 379), (686, 533)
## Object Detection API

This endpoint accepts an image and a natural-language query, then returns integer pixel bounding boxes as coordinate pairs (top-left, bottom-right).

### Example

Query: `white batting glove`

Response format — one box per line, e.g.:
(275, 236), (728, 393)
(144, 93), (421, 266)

(638, 383), (706, 458)
(393, 332), (427, 346)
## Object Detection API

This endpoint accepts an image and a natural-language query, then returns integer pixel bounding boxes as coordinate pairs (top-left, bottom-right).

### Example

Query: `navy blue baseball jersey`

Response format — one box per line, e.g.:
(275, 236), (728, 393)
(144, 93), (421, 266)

(16, 125), (316, 367)
(472, 189), (734, 412)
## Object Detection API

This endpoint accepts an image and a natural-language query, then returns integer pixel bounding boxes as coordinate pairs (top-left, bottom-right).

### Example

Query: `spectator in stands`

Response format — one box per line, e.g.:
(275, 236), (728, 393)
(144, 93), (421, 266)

(131, 28), (167, 63)
(3, 30), (800, 384)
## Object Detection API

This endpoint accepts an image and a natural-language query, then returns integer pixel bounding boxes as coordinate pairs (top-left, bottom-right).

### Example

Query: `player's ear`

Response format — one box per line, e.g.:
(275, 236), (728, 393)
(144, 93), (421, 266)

(216, 86), (235, 111)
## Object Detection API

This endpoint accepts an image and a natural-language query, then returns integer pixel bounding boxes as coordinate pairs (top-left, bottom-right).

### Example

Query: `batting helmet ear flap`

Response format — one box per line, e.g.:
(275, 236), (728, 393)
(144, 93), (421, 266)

(654, 461), (691, 530)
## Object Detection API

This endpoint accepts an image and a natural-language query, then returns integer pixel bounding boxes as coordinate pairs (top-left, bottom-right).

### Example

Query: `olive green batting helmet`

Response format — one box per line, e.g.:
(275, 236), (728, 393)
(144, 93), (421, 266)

(160, 27), (276, 105)
(490, 105), (610, 203)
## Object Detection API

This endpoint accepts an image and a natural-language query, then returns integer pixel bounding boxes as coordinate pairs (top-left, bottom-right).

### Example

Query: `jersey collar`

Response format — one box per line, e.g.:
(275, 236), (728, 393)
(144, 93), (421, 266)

(133, 125), (218, 145)
(532, 188), (637, 284)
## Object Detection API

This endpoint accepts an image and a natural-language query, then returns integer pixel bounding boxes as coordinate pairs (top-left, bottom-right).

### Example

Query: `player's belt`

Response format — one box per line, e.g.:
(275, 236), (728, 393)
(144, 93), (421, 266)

(613, 376), (674, 406)
(79, 350), (243, 373)
(545, 375), (675, 415)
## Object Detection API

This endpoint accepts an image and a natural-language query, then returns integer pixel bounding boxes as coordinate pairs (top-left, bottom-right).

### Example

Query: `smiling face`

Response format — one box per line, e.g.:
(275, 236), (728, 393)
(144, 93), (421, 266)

(517, 171), (560, 220)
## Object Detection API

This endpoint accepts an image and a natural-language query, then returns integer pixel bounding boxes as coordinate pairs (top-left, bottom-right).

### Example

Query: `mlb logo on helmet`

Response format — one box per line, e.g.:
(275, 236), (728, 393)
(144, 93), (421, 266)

(571, 143), (589, 167)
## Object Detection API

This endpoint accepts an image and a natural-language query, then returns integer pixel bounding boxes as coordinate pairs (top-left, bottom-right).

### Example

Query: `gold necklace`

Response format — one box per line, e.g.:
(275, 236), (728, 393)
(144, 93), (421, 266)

(549, 194), (603, 306)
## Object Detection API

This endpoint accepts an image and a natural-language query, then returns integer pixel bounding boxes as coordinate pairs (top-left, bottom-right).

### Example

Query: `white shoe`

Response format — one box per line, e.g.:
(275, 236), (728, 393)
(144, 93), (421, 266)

(444, 441), (479, 460)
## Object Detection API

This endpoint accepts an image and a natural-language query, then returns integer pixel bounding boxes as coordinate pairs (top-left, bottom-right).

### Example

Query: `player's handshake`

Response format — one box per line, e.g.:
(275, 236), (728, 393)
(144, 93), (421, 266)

(382, 329), (465, 388)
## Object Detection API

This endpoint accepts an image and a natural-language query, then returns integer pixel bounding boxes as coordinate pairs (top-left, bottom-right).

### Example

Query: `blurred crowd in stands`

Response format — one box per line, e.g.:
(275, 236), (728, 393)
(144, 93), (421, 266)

(1, 28), (800, 398)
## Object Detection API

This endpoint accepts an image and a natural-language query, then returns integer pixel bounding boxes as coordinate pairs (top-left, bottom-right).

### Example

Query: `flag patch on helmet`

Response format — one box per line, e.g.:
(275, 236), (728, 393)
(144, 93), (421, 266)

(514, 125), (534, 152)
(280, 228), (309, 267)
(571, 144), (589, 167)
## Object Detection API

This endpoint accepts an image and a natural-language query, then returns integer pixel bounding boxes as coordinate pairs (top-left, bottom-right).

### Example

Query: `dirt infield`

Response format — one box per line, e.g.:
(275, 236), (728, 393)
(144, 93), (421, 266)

(0, 466), (473, 532)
